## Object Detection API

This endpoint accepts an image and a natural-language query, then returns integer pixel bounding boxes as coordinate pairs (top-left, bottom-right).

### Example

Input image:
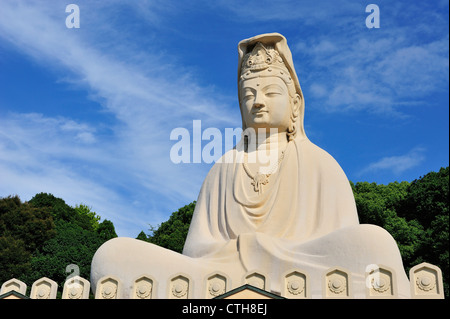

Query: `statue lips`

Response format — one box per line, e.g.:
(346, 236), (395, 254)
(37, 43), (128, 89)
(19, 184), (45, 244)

(252, 110), (268, 116)
(252, 109), (268, 122)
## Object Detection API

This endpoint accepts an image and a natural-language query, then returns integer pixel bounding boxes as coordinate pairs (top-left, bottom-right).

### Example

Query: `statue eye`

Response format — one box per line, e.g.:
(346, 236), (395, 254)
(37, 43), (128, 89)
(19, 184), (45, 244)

(265, 91), (281, 97)
(264, 84), (284, 97)
(242, 90), (255, 100)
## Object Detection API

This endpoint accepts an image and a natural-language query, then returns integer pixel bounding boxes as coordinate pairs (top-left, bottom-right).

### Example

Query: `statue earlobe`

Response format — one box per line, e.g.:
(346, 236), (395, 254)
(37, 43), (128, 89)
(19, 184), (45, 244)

(293, 93), (301, 117)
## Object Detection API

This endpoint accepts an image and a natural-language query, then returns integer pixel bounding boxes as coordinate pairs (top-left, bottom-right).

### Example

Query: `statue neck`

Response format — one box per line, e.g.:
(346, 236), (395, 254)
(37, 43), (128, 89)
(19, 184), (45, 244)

(245, 130), (288, 154)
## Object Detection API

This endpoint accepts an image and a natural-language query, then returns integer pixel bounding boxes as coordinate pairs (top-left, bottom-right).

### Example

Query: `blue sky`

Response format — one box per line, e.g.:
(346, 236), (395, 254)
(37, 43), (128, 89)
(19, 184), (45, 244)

(0, 0), (448, 237)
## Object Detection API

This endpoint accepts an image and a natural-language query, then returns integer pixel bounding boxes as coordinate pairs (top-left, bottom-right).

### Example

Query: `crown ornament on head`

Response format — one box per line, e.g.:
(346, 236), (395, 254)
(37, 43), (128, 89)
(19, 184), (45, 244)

(240, 42), (292, 83)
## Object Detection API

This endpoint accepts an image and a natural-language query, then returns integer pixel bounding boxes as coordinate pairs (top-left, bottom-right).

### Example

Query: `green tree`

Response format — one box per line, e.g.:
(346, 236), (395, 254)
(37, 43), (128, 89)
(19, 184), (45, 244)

(74, 204), (101, 231)
(136, 230), (149, 241)
(352, 181), (426, 270)
(0, 195), (55, 252)
(24, 194), (118, 289)
(96, 219), (117, 241)
(351, 181), (410, 224)
(0, 192), (118, 293)
(398, 167), (449, 228)
(0, 236), (31, 282)
(352, 167), (449, 297)
(0, 195), (55, 283)
(21, 220), (106, 289)
(139, 201), (196, 253)
(29, 193), (92, 231)
(397, 167), (449, 296)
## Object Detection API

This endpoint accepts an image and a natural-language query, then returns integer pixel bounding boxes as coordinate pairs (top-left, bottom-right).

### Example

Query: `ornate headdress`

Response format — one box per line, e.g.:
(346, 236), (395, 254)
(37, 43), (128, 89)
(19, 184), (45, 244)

(240, 42), (293, 88)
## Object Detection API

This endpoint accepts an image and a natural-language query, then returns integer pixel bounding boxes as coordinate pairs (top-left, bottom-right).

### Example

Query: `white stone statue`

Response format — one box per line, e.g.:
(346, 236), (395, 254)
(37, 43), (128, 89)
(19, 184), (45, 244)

(91, 33), (411, 298)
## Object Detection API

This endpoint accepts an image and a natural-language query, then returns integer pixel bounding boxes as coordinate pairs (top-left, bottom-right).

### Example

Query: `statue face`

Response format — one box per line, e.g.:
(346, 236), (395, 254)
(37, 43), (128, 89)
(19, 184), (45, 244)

(240, 76), (291, 133)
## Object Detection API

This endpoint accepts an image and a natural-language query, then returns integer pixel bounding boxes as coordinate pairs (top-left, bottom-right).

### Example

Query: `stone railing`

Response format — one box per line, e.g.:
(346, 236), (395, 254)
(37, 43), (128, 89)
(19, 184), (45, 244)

(0, 262), (445, 299)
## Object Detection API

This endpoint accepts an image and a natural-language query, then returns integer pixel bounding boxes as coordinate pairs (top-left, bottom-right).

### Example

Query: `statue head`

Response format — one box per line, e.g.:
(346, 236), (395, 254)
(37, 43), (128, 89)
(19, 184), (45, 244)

(237, 33), (306, 141)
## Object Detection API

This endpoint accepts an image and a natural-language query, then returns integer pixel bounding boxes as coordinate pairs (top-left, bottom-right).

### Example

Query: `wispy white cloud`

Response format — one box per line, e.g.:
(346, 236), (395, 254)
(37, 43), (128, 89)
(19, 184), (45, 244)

(286, 2), (449, 117)
(214, 0), (448, 117)
(298, 34), (448, 115)
(0, 1), (239, 236)
(359, 147), (426, 175)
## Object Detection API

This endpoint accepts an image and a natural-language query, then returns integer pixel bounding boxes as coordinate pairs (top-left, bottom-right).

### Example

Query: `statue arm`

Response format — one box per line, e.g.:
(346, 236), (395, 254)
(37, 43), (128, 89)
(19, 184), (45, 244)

(182, 161), (230, 258)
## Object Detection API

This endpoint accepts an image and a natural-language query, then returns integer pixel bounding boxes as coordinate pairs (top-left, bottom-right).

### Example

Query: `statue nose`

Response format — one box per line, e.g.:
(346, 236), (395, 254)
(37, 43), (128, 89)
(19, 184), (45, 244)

(253, 93), (265, 108)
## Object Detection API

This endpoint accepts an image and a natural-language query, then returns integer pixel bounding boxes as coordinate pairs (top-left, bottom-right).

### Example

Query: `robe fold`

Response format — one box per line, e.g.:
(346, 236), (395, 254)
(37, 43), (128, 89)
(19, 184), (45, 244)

(183, 136), (359, 267)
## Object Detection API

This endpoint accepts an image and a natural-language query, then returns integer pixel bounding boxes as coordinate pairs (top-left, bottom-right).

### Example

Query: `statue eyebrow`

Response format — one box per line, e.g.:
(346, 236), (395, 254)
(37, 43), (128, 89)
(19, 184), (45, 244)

(241, 87), (256, 94)
(262, 83), (285, 92)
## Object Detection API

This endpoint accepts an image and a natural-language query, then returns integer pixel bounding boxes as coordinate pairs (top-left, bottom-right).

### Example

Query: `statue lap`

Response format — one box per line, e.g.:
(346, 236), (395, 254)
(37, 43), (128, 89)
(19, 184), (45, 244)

(91, 223), (410, 298)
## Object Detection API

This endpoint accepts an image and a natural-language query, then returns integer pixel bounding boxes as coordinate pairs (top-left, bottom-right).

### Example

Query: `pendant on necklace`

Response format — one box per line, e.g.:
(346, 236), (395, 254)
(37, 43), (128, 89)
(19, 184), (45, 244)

(251, 173), (269, 195)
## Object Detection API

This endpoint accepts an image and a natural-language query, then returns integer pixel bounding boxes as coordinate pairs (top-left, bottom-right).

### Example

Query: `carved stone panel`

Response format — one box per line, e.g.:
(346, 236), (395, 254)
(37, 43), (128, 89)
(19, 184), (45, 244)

(95, 276), (121, 299)
(282, 270), (309, 299)
(30, 277), (58, 299)
(169, 274), (190, 299)
(365, 264), (397, 298)
(410, 262), (444, 299)
(324, 268), (351, 298)
(244, 272), (266, 290)
(206, 273), (228, 298)
(0, 278), (27, 296)
(133, 275), (155, 299)
(62, 275), (90, 299)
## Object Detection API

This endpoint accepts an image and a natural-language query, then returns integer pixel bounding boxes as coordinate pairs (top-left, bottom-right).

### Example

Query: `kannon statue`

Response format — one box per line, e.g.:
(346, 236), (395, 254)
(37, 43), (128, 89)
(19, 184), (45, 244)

(91, 33), (411, 298)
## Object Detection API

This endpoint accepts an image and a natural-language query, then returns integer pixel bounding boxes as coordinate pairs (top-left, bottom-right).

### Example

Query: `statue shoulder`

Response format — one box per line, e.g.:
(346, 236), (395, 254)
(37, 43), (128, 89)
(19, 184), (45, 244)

(202, 148), (237, 180)
(296, 138), (348, 175)
(297, 138), (334, 159)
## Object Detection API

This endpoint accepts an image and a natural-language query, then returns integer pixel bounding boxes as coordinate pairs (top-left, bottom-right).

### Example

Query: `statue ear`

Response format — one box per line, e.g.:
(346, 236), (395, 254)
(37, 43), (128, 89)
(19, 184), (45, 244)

(292, 93), (301, 116)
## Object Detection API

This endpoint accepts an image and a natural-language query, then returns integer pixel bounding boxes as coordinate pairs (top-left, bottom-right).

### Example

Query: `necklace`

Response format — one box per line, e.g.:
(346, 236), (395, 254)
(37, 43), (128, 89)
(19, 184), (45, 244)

(242, 148), (286, 195)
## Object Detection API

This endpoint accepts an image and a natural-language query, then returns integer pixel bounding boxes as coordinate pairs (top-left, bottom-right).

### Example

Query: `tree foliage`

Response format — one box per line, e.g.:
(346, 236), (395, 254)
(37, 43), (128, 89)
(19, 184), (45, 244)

(0, 193), (117, 293)
(0, 195), (55, 283)
(0, 195), (55, 252)
(74, 204), (101, 231)
(351, 180), (426, 267)
(352, 167), (448, 296)
(137, 202), (196, 253)
(22, 220), (108, 289)
(96, 219), (118, 241)
(398, 167), (449, 228)
(0, 236), (31, 280)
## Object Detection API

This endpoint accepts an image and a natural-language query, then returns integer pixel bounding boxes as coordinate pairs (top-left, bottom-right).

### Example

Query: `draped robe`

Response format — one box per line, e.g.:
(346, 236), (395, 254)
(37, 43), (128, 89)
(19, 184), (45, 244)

(183, 135), (359, 262)
(91, 135), (411, 298)
(181, 135), (411, 298)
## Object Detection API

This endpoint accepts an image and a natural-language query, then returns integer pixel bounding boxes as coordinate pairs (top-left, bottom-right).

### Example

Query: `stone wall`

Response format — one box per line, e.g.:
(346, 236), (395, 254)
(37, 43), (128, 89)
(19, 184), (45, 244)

(0, 262), (444, 299)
